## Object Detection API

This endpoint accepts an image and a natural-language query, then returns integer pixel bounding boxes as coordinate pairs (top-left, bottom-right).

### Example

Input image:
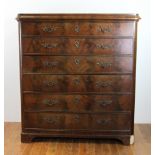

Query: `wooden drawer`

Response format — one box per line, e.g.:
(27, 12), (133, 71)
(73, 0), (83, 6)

(21, 22), (134, 36)
(22, 38), (133, 55)
(23, 94), (133, 112)
(22, 75), (133, 93)
(23, 56), (133, 74)
(23, 112), (131, 131)
(91, 113), (131, 130)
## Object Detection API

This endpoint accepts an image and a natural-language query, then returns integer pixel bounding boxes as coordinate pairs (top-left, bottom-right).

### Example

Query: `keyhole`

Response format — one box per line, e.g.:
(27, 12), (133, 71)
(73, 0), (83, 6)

(74, 78), (80, 85)
(75, 24), (80, 33)
(74, 97), (80, 104)
(74, 58), (80, 65)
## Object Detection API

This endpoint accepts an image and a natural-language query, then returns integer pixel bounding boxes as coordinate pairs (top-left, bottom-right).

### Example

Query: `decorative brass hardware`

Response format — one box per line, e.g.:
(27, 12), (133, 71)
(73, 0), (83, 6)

(97, 119), (111, 125)
(86, 78), (92, 83)
(96, 44), (112, 49)
(74, 115), (80, 121)
(75, 24), (80, 32)
(74, 58), (80, 65)
(73, 97), (80, 104)
(43, 61), (58, 68)
(96, 62), (112, 68)
(41, 41), (58, 49)
(42, 25), (56, 32)
(98, 26), (111, 33)
(96, 100), (112, 106)
(96, 81), (112, 88)
(74, 40), (80, 48)
(43, 117), (58, 124)
(43, 81), (57, 87)
(74, 78), (80, 85)
(43, 99), (58, 106)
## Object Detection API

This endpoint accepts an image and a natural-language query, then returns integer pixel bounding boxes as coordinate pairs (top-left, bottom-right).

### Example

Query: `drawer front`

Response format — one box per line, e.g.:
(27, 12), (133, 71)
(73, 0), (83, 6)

(23, 94), (133, 112)
(91, 113), (131, 130)
(22, 38), (133, 55)
(23, 56), (133, 74)
(23, 75), (133, 93)
(23, 112), (131, 130)
(22, 22), (134, 36)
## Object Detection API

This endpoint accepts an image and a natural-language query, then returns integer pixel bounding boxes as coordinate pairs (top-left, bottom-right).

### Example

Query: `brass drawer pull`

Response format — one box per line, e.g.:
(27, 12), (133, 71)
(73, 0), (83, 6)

(96, 44), (112, 49)
(43, 81), (57, 87)
(96, 62), (112, 68)
(43, 99), (58, 106)
(42, 25), (56, 32)
(96, 100), (112, 106)
(43, 117), (58, 124)
(96, 81), (112, 88)
(41, 41), (58, 48)
(98, 26), (111, 33)
(43, 61), (58, 67)
(97, 119), (111, 125)
(73, 97), (80, 104)
(74, 40), (80, 48)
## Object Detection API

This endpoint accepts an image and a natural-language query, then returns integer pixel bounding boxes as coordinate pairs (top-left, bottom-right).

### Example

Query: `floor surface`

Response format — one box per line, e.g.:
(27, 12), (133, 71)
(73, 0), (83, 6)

(4, 123), (151, 155)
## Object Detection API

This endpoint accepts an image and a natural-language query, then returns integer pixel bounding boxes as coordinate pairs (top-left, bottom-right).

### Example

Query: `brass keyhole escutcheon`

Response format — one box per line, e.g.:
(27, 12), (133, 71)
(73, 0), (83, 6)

(74, 58), (80, 65)
(74, 96), (80, 104)
(74, 78), (80, 85)
(75, 24), (80, 33)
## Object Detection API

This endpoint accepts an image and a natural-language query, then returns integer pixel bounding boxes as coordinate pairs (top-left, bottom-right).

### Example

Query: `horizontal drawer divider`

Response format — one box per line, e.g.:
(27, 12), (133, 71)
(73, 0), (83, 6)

(22, 53), (133, 57)
(21, 35), (134, 39)
(22, 91), (133, 95)
(22, 72), (133, 75)
(22, 54), (134, 57)
(24, 110), (131, 114)
(24, 128), (131, 132)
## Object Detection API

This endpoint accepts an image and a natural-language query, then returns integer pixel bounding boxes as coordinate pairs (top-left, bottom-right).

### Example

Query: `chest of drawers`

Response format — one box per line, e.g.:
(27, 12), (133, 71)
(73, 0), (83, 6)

(17, 14), (140, 145)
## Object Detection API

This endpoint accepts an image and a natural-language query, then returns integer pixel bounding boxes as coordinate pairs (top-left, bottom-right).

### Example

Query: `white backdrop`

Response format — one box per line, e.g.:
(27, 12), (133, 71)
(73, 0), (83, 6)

(4, 0), (151, 123)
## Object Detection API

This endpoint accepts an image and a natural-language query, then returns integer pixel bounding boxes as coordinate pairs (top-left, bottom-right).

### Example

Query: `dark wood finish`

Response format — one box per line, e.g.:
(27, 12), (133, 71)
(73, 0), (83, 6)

(21, 133), (35, 143)
(21, 22), (135, 36)
(22, 38), (133, 55)
(23, 112), (131, 131)
(17, 14), (140, 145)
(17, 14), (141, 21)
(22, 75), (133, 92)
(23, 94), (133, 112)
(23, 56), (133, 74)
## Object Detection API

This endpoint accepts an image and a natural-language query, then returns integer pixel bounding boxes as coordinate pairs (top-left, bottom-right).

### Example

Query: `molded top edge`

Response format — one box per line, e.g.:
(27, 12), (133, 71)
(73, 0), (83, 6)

(16, 13), (141, 21)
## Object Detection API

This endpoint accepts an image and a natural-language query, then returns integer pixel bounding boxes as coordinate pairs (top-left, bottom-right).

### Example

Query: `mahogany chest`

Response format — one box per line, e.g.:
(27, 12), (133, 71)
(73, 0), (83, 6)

(17, 14), (140, 145)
